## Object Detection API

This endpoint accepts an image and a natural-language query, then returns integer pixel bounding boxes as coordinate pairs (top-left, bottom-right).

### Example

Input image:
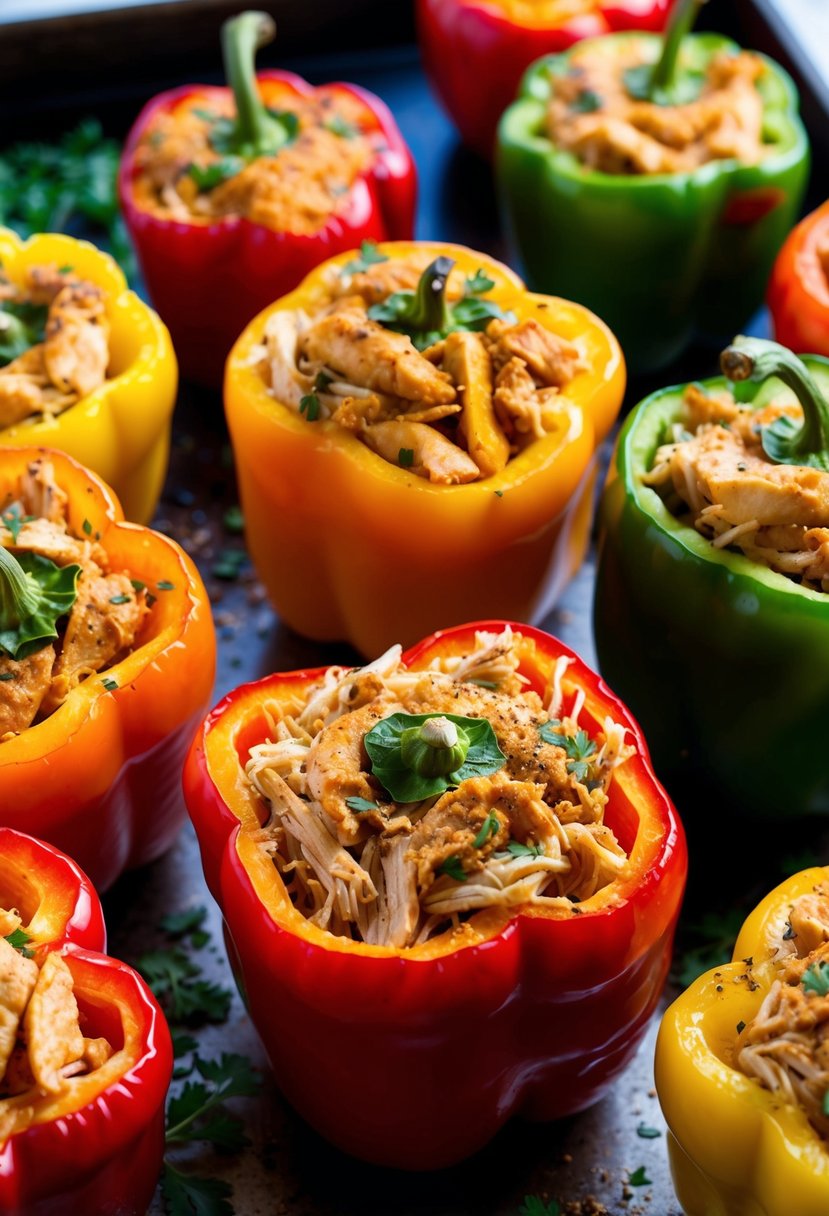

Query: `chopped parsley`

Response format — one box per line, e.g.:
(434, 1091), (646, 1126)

(802, 960), (829, 996)
(628, 1166), (652, 1187)
(299, 393), (320, 421)
(188, 156), (245, 192)
(82, 518), (93, 536)
(398, 447), (414, 468)
(157, 580), (175, 591)
(325, 114), (359, 139)
(736, 1020), (746, 1034)
(506, 839), (543, 859)
(473, 810), (499, 849)
(4, 928), (34, 958)
(1, 504), (34, 543)
(101, 677), (118, 691)
(464, 268), (496, 296)
(343, 240), (389, 276)
(130, 579), (146, 592)
(438, 855), (467, 883)
(345, 796), (378, 813)
(0, 672), (14, 682)
(636, 1123), (661, 1139)
(109, 594), (131, 605)
(538, 720), (597, 783)
(570, 89), (603, 113)
(313, 370), (334, 392)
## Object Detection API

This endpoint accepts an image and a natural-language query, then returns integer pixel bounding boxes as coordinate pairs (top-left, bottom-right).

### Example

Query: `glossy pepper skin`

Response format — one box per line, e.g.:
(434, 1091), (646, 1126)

(417, 0), (670, 158)
(656, 867), (829, 1216)
(768, 201), (829, 357)
(0, 827), (172, 1216)
(183, 619), (686, 1169)
(225, 240), (625, 658)
(0, 229), (176, 525)
(119, 74), (416, 389)
(0, 446), (215, 890)
(594, 355), (829, 817)
(497, 34), (809, 373)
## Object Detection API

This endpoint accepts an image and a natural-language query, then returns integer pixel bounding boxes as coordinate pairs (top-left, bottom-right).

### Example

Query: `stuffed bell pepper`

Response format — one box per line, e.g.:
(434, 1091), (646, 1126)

(769, 200), (829, 358)
(595, 336), (829, 817)
(0, 229), (176, 524)
(497, 0), (809, 372)
(657, 867), (829, 1215)
(225, 239), (624, 657)
(417, 0), (671, 158)
(0, 826), (172, 1216)
(119, 10), (416, 387)
(0, 446), (215, 890)
(184, 619), (686, 1168)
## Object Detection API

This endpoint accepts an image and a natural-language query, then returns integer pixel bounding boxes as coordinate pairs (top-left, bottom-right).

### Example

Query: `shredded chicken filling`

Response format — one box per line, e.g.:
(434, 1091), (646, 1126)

(254, 253), (582, 484)
(132, 89), (376, 232)
(547, 43), (768, 175)
(0, 265), (110, 429)
(737, 887), (829, 1139)
(246, 627), (634, 949)
(642, 383), (829, 591)
(0, 458), (149, 740)
(0, 910), (113, 1142)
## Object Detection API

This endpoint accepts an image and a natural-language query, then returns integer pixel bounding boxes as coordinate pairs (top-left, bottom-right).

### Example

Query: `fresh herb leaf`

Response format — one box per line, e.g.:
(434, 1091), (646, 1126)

(736, 1020), (746, 1034)
(343, 240), (389, 276)
(1, 504), (35, 543)
(824, 1090), (829, 1117)
(188, 157), (245, 192)
(520, 1198), (561, 1216)
(299, 393), (320, 421)
(137, 947), (233, 1024)
(101, 677), (118, 691)
(109, 594), (131, 605)
(345, 796), (378, 813)
(130, 578), (146, 592)
(324, 114), (359, 139)
(222, 505), (244, 534)
(473, 810), (499, 849)
(82, 518), (92, 535)
(398, 447), (414, 468)
(637, 1123), (661, 1139)
(494, 489), (504, 497)
(313, 370), (333, 392)
(464, 268), (496, 296)
(0, 300), (48, 366)
(468, 678), (498, 688)
(171, 1031), (199, 1060)
(803, 961), (829, 996)
(365, 711), (505, 803)
(628, 1166), (652, 1187)
(4, 928), (33, 958)
(157, 580), (175, 591)
(0, 672), (13, 682)
(0, 550), (81, 660)
(161, 1162), (234, 1216)
(438, 855), (467, 883)
(570, 89), (603, 113)
(538, 721), (597, 782)
(506, 839), (543, 859)
(161, 907), (208, 937)
(211, 549), (247, 581)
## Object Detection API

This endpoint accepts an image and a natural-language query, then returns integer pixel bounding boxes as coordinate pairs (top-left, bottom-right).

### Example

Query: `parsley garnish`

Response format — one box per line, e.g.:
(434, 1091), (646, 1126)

(188, 156), (245, 192)
(0, 672), (14, 682)
(494, 489), (504, 497)
(636, 1123), (661, 1139)
(538, 720), (597, 783)
(464, 268), (496, 296)
(314, 370), (333, 392)
(520, 1198), (561, 1216)
(343, 240), (389, 276)
(438, 856), (468, 883)
(109, 594), (131, 605)
(570, 89), (603, 113)
(803, 961), (829, 996)
(736, 1020), (746, 1034)
(0, 300), (49, 367)
(325, 114), (359, 139)
(1, 504), (34, 543)
(299, 393), (320, 421)
(398, 448), (414, 468)
(130, 579), (146, 592)
(101, 677), (118, 691)
(157, 580), (175, 591)
(211, 549), (247, 581)
(473, 810), (499, 849)
(345, 796), (378, 813)
(4, 928), (34, 958)
(506, 840), (543, 859)
(82, 518), (92, 535)
(824, 1090), (829, 1117)
(137, 946), (232, 1024)
(628, 1166), (652, 1187)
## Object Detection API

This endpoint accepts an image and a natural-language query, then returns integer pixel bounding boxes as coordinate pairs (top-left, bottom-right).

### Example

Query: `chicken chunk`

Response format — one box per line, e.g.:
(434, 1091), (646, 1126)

(361, 420), (480, 484)
(24, 952), (84, 1094)
(487, 318), (581, 388)
(43, 281), (109, 398)
(0, 936), (38, 1082)
(0, 645), (57, 737)
(442, 331), (509, 478)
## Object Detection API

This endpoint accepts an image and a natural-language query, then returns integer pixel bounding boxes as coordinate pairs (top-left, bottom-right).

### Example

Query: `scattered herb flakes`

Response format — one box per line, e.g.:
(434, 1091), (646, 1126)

(494, 489), (504, 497)
(222, 505), (245, 535)
(188, 156), (245, 192)
(398, 447), (415, 468)
(130, 579), (146, 593)
(628, 1166), (652, 1187)
(571, 88), (603, 113)
(636, 1122), (662, 1139)
(137, 946), (232, 1025)
(438, 855), (467, 883)
(82, 518), (93, 535)
(803, 961), (829, 996)
(345, 796), (378, 813)
(161, 906), (208, 938)
(57, 264), (73, 274)
(101, 677), (118, 691)
(468, 678), (498, 689)
(473, 810), (499, 849)
(4, 928), (34, 958)
(343, 240), (389, 276)
(211, 549), (247, 581)
(538, 721), (596, 782)
(157, 580), (175, 591)
(171, 1031), (199, 1060)
(0, 672), (15, 682)
(109, 594), (131, 605)
(519, 1198), (561, 1216)
(824, 1090), (829, 1117)
(1, 505), (34, 543)
(736, 1020), (746, 1034)
(299, 392), (320, 421)
(313, 370), (334, 393)
(324, 114), (359, 139)
(506, 839), (543, 858)
(464, 268), (496, 296)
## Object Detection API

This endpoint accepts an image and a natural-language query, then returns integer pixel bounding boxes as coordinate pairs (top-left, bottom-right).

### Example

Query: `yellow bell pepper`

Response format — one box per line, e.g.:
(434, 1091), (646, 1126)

(0, 228), (176, 523)
(656, 868), (829, 1216)
(225, 240), (624, 657)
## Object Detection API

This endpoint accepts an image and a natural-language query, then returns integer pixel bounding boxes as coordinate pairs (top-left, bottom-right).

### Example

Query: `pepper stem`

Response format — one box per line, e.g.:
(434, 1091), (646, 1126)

(720, 336), (829, 471)
(0, 546), (40, 631)
(407, 258), (454, 335)
(220, 11), (288, 158)
(648, 0), (705, 96)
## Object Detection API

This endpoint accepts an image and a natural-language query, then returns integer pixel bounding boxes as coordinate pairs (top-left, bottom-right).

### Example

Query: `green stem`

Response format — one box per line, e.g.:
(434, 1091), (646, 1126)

(220, 11), (288, 157)
(407, 258), (454, 335)
(400, 715), (470, 778)
(720, 336), (829, 470)
(648, 0), (705, 95)
(0, 546), (39, 631)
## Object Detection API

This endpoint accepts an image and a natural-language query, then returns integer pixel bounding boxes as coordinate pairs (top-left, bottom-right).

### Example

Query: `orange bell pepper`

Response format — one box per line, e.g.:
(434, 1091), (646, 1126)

(0, 446), (215, 890)
(224, 240), (625, 657)
(0, 228), (177, 524)
(768, 200), (829, 357)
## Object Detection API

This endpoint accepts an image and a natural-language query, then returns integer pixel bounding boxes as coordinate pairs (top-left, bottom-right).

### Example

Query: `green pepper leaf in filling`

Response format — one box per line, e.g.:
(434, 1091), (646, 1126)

(364, 711), (506, 803)
(0, 547), (80, 660)
(367, 257), (516, 351)
(0, 300), (49, 367)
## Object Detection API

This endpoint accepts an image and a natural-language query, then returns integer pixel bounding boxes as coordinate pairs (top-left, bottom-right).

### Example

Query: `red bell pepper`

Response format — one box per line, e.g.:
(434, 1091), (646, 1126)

(183, 619), (686, 1169)
(417, 0), (671, 158)
(768, 199), (829, 357)
(0, 446), (216, 891)
(119, 11), (417, 387)
(0, 827), (172, 1216)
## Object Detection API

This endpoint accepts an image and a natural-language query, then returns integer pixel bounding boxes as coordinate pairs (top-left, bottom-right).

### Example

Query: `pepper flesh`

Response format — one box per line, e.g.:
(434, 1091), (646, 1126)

(656, 868), (829, 1216)
(497, 33), (809, 373)
(769, 200), (829, 358)
(0, 446), (216, 889)
(594, 356), (829, 816)
(224, 240), (625, 658)
(119, 72), (416, 388)
(0, 229), (176, 524)
(417, 0), (670, 158)
(0, 826), (172, 1216)
(183, 619), (686, 1169)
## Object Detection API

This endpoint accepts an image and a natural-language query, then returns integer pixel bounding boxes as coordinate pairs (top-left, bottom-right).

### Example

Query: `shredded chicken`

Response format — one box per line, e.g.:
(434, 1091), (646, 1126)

(0, 459), (149, 738)
(132, 87), (377, 232)
(737, 886), (829, 1139)
(643, 383), (829, 590)
(259, 251), (582, 483)
(0, 267), (109, 427)
(246, 628), (634, 949)
(548, 43), (767, 175)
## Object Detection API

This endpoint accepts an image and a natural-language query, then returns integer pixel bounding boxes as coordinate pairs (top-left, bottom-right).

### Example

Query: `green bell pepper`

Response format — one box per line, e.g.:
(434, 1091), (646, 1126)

(594, 338), (829, 817)
(496, 2), (809, 373)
